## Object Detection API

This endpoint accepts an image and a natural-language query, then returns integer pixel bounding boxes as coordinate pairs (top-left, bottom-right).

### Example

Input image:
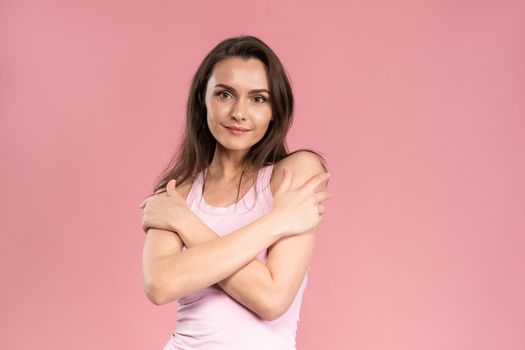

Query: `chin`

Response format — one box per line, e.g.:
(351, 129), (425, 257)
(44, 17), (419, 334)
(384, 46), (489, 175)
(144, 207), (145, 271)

(217, 139), (254, 151)
(224, 143), (253, 151)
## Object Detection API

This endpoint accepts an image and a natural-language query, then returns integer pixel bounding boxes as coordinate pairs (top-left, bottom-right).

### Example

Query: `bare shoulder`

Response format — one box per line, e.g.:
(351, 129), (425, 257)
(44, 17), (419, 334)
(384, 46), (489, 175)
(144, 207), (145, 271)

(270, 151), (327, 195)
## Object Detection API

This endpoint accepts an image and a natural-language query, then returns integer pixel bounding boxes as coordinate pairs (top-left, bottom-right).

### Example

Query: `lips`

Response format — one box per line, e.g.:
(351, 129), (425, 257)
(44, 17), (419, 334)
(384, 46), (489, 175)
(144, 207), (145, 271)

(224, 125), (250, 135)
(225, 125), (251, 131)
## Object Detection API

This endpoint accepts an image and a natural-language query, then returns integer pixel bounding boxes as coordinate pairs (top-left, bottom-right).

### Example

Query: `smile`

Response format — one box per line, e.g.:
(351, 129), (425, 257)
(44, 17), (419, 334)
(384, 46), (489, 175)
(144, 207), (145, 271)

(224, 126), (251, 135)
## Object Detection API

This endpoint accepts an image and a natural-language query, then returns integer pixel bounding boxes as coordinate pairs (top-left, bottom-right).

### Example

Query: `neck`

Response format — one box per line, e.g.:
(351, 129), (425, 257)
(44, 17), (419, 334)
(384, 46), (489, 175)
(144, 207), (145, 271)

(208, 145), (255, 182)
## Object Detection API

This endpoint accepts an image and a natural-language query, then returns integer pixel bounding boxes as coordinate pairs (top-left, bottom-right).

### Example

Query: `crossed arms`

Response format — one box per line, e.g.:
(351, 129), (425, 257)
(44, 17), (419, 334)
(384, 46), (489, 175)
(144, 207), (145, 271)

(141, 152), (327, 321)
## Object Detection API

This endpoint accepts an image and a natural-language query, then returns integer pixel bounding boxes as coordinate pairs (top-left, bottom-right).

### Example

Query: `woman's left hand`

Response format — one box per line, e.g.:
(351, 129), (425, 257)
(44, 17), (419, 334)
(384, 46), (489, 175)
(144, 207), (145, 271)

(139, 179), (192, 234)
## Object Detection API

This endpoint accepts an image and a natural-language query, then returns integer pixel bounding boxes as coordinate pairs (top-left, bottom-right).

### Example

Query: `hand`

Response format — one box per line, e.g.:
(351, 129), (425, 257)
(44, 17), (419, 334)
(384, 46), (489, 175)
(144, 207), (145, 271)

(139, 180), (192, 234)
(270, 167), (331, 237)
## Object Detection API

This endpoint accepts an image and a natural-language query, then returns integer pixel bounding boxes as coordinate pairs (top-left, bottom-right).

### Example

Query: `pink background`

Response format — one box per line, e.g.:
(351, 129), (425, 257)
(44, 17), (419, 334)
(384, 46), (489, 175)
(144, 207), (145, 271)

(1, 1), (524, 349)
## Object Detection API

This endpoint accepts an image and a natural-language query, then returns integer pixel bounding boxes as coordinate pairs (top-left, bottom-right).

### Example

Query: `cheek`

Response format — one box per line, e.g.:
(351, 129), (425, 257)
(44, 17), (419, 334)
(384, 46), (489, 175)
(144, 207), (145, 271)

(253, 109), (272, 128)
(208, 101), (231, 119)
(206, 102), (224, 122)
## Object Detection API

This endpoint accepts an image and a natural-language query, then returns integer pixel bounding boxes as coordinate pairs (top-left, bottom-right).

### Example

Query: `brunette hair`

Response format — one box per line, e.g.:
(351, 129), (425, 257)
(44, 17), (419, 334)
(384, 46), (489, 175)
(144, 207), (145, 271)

(147, 35), (328, 209)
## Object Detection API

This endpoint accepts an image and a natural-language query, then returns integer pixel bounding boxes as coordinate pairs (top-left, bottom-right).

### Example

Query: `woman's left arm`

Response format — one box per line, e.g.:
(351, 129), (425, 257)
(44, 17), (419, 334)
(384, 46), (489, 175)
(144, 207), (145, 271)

(177, 152), (327, 321)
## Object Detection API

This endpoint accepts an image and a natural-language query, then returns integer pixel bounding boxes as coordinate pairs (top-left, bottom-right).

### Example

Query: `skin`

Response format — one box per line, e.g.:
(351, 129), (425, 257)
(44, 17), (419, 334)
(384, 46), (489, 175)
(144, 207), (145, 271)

(203, 56), (274, 203)
(141, 56), (331, 321)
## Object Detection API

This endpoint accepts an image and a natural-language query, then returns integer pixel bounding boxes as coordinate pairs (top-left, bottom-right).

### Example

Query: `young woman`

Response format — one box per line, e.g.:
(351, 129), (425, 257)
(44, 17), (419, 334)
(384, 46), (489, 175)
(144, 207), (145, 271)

(139, 35), (331, 350)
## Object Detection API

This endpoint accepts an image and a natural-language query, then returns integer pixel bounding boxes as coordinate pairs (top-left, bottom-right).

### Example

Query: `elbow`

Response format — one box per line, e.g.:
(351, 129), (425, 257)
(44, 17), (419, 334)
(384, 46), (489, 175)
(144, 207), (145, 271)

(144, 274), (181, 305)
(144, 275), (187, 305)
(144, 280), (167, 305)
(260, 298), (287, 322)
(142, 257), (187, 305)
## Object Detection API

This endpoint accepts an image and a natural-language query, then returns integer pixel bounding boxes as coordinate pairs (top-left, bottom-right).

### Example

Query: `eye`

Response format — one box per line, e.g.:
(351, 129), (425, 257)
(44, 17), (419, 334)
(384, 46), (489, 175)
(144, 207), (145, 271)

(217, 90), (233, 100)
(253, 96), (267, 103)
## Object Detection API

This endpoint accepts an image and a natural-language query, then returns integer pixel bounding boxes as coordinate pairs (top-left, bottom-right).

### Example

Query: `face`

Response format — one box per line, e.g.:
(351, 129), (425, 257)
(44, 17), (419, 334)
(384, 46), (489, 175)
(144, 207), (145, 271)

(204, 57), (273, 153)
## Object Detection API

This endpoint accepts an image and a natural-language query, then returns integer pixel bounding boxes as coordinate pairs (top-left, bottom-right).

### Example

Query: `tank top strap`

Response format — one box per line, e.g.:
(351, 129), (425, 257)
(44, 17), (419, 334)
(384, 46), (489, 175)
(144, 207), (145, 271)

(185, 171), (204, 207)
(257, 163), (275, 193)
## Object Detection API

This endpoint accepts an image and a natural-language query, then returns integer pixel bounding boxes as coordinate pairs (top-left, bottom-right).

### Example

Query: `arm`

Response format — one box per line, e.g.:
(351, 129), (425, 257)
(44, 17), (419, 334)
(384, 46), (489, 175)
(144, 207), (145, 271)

(176, 213), (277, 319)
(175, 151), (328, 320)
(142, 210), (284, 312)
(142, 151), (329, 320)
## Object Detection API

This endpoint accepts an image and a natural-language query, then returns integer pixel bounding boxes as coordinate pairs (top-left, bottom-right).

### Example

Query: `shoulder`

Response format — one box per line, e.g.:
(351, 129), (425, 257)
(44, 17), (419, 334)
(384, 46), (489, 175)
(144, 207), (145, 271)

(277, 150), (325, 171)
(270, 151), (327, 194)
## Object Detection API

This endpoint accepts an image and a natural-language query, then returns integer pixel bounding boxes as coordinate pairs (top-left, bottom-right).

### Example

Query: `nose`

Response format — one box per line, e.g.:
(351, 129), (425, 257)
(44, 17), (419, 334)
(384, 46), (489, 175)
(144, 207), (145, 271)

(230, 98), (246, 121)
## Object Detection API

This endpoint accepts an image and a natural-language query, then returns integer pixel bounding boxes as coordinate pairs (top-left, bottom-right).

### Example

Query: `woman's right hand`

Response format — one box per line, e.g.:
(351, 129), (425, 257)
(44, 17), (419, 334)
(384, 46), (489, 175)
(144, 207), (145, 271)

(269, 166), (331, 237)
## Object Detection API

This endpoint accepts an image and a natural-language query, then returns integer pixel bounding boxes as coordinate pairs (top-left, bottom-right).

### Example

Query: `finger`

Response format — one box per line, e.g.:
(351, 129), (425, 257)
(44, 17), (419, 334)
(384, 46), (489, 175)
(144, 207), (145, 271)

(139, 193), (157, 208)
(142, 217), (156, 233)
(303, 172), (331, 192)
(140, 196), (156, 209)
(315, 191), (331, 203)
(139, 198), (148, 209)
(140, 188), (169, 208)
(166, 179), (177, 196)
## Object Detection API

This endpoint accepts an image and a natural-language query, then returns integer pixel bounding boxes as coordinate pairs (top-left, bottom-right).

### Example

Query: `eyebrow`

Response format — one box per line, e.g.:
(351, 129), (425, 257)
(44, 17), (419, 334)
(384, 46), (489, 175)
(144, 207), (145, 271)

(214, 83), (270, 95)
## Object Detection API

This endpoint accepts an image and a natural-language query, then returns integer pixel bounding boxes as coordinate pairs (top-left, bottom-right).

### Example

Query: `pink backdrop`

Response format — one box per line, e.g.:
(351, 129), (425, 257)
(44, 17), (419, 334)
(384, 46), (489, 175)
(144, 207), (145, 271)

(1, 1), (524, 349)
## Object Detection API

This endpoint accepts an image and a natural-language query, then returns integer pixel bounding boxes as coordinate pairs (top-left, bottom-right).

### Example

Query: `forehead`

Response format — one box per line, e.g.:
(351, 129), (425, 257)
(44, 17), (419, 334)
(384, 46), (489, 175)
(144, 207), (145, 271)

(208, 57), (269, 90)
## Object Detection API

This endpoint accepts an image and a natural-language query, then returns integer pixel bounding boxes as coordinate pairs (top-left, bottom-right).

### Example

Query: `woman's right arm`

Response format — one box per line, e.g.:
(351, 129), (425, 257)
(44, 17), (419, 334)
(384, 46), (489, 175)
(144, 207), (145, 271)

(142, 212), (285, 305)
(142, 169), (329, 306)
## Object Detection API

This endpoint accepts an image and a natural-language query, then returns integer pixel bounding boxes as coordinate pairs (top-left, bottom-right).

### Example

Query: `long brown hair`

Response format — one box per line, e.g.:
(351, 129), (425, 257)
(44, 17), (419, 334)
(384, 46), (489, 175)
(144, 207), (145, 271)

(147, 35), (329, 209)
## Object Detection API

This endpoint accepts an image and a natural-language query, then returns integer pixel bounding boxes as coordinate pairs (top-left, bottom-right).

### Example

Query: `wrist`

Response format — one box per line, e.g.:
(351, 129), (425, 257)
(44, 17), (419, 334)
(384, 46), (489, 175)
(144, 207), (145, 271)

(169, 208), (194, 235)
(262, 211), (288, 239)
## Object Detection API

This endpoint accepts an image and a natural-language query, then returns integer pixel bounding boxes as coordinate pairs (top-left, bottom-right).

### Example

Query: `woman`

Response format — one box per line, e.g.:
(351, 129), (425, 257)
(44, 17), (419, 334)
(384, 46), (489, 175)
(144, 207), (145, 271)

(139, 35), (331, 350)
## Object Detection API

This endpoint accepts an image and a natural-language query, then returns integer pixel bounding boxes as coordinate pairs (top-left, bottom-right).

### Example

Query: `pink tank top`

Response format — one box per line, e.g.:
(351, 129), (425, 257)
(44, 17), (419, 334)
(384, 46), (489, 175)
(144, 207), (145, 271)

(162, 164), (309, 350)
